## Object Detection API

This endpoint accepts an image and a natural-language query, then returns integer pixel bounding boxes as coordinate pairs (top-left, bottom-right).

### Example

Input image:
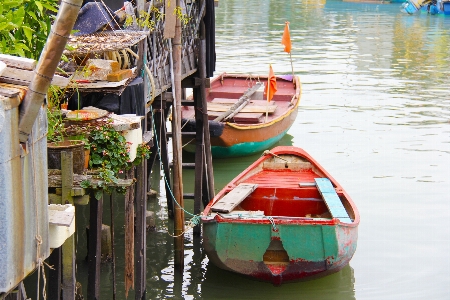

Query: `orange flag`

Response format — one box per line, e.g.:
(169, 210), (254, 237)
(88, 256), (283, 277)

(265, 64), (277, 102)
(281, 21), (292, 53)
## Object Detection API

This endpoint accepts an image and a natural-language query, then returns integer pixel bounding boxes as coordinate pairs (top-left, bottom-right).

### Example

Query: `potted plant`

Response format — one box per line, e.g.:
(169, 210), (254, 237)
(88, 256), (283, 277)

(81, 120), (151, 199)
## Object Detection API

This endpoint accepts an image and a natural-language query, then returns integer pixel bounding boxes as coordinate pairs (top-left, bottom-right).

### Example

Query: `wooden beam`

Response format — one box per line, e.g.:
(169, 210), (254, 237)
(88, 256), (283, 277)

(88, 192), (103, 299)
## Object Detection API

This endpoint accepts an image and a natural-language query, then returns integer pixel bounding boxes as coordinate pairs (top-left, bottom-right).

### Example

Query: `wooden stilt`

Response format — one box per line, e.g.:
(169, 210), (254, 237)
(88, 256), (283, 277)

(135, 160), (147, 299)
(193, 88), (204, 235)
(47, 247), (61, 300)
(172, 0), (185, 270)
(60, 152), (76, 299)
(109, 195), (116, 300)
(152, 98), (173, 217)
(88, 192), (103, 300)
(124, 168), (135, 298)
(61, 234), (75, 300)
(198, 27), (215, 205)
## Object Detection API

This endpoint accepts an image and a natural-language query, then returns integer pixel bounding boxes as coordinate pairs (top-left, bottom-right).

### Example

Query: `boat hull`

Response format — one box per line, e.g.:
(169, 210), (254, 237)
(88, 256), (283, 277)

(181, 73), (301, 158)
(202, 217), (357, 285)
(201, 146), (360, 284)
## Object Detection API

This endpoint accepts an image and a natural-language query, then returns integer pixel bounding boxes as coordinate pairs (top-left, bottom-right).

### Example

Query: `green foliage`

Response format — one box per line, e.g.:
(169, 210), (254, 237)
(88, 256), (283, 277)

(0, 0), (59, 59)
(87, 121), (131, 199)
(46, 108), (65, 143)
(133, 143), (151, 166)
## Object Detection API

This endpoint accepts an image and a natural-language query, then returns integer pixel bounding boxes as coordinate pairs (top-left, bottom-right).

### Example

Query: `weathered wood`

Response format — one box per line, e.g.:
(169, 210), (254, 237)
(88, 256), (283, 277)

(109, 195), (117, 300)
(212, 98), (275, 106)
(207, 111), (263, 123)
(0, 87), (19, 98)
(193, 88), (204, 235)
(213, 82), (262, 122)
(48, 173), (134, 188)
(198, 35), (215, 206)
(211, 183), (258, 213)
(3, 66), (69, 87)
(135, 160), (147, 299)
(208, 102), (277, 114)
(124, 169), (134, 298)
(152, 99), (173, 216)
(48, 209), (74, 227)
(61, 151), (74, 204)
(48, 248), (62, 300)
(61, 234), (76, 300)
(172, 1), (185, 270)
(314, 178), (351, 222)
(0, 54), (36, 70)
(88, 192), (103, 299)
(164, 0), (176, 38)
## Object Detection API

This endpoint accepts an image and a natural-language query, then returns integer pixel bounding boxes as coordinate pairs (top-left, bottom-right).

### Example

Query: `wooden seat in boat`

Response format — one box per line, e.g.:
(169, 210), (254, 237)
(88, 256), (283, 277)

(314, 178), (352, 223)
(211, 183), (258, 213)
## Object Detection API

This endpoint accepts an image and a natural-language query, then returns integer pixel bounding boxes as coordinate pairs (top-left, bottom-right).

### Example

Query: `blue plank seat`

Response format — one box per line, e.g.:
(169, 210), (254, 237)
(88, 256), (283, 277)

(314, 178), (352, 223)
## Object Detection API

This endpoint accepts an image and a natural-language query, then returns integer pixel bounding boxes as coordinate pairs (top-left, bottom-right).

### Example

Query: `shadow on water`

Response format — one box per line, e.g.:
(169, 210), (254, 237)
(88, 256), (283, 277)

(200, 263), (355, 300)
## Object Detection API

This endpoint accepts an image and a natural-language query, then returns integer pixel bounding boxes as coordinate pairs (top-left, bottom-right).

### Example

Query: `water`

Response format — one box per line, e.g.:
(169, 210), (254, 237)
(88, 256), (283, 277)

(74, 1), (450, 299)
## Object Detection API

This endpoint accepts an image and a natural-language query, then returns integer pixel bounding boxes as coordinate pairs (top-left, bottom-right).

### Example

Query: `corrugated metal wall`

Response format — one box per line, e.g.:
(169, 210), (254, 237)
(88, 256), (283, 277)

(0, 99), (49, 293)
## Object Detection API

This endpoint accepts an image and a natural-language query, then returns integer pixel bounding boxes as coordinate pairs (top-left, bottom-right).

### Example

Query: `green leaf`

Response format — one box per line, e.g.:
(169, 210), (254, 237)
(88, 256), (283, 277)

(27, 10), (38, 22)
(95, 190), (103, 200)
(35, 1), (44, 14)
(21, 26), (33, 44)
(41, 2), (58, 12)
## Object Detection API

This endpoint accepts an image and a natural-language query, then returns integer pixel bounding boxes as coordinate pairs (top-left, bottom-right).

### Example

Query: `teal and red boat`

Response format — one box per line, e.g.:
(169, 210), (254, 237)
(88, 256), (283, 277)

(201, 146), (359, 285)
(181, 73), (301, 158)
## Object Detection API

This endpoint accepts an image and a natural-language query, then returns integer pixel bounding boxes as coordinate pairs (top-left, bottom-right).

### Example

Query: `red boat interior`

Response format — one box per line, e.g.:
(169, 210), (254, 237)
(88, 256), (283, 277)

(216, 155), (355, 221)
(181, 75), (298, 124)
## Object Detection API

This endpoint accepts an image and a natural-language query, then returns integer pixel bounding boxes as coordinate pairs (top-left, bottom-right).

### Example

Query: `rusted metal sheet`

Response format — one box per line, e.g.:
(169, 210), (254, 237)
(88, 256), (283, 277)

(0, 103), (50, 293)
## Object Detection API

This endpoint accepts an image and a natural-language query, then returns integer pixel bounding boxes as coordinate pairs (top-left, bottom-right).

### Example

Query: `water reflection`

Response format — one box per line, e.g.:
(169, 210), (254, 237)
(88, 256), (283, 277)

(201, 264), (355, 300)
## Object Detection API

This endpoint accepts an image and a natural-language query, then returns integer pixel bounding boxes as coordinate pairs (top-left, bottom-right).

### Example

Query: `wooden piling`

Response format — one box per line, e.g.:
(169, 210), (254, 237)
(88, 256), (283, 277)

(193, 87), (204, 235)
(60, 152), (76, 299)
(198, 21), (215, 205)
(47, 247), (61, 300)
(135, 160), (147, 299)
(124, 168), (135, 298)
(172, 0), (185, 270)
(151, 98), (173, 216)
(88, 192), (103, 300)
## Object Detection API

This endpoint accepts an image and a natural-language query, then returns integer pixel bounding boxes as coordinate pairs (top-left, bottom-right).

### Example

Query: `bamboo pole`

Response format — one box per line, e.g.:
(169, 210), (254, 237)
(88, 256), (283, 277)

(18, 0), (83, 142)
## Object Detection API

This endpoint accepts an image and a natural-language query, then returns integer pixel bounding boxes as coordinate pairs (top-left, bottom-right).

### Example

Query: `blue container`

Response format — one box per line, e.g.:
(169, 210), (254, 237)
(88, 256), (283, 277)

(402, 1), (419, 14)
(443, 2), (450, 15)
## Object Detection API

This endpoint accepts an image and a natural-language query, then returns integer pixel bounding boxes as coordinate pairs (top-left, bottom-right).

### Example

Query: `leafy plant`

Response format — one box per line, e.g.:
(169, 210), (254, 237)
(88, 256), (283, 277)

(133, 143), (151, 166)
(81, 120), (131, 199)
(46, 108), (65, 143)
(0, 0), (59, 59)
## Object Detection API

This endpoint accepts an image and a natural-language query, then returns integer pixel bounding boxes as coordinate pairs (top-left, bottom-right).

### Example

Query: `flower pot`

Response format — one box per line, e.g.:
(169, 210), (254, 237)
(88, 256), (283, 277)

(47, 140), (85, 174)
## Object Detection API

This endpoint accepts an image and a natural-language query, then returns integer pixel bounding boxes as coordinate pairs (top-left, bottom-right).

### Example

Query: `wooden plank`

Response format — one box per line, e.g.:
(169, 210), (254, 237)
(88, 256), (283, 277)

(3, 66), (69, 87)
(88, 192), (103, 299)
(48, 210), (75, 227)
(0, 54), (36, 70)
(211, 183), (258, 213)
(212, 98), (275, 106)
(207, 102), (277, 113)
(314, 178), (351, 222)
(207, 111), (263, 123)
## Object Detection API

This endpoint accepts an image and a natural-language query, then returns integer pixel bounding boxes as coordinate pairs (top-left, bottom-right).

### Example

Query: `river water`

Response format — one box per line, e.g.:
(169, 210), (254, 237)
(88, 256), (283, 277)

(73, 0), (450, 299)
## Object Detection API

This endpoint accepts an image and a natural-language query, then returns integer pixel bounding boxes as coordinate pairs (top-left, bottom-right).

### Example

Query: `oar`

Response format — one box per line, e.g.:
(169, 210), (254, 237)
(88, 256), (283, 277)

(214, 82), (262, 122)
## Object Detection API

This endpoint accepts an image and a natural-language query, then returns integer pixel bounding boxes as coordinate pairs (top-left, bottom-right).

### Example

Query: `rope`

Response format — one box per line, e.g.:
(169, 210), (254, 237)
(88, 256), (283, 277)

(150, 106), (201, 237)
(144, 64), (156, 105)
(262, 150), (288, 162)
